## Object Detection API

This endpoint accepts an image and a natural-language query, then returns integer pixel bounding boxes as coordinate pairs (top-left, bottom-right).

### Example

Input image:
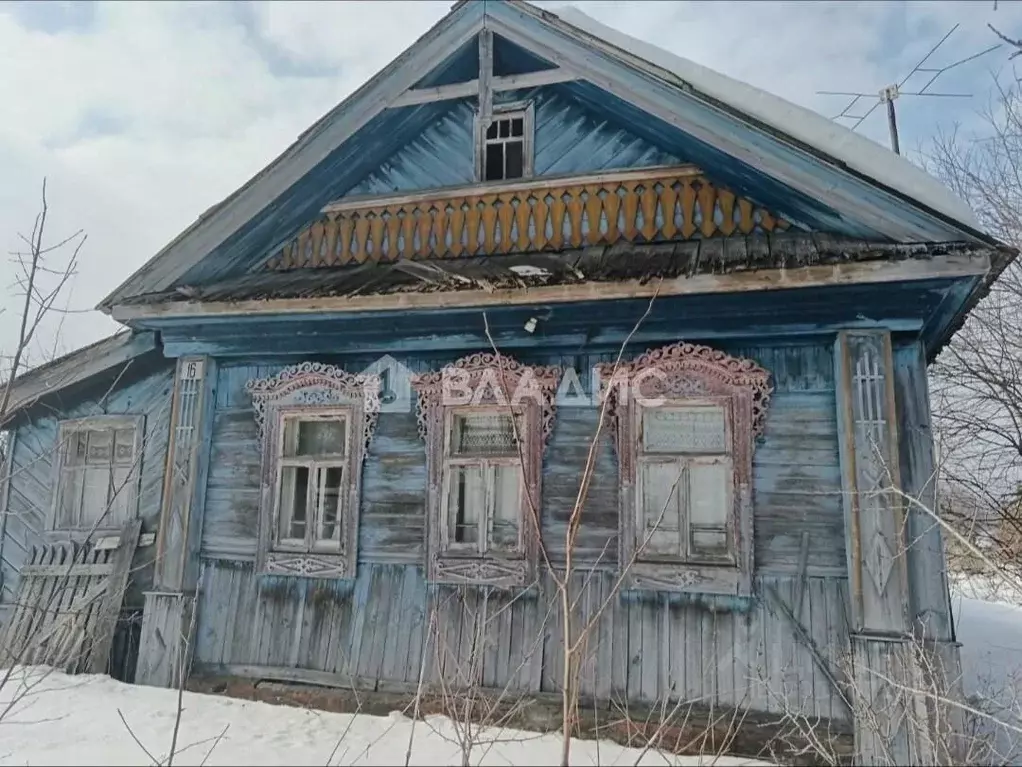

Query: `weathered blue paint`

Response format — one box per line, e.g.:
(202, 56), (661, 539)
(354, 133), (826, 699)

(191, 563), (853, 720)
(183, 339), (855, 722)
(0, 360), (175, 608)
(344, 87), (682, 198)
(345, 100), (476, 197)
(414, 31), (555, 89)
(919, 275), (981, 353)
(164, 3), (981, 291)
(105, 0), (987, 312)
(492, 31), (556, 76)
(413, 35), (478, 89)
(199, 341), (846, 574)
(487, 0), (979, 242)
(141, 278), (961, 360)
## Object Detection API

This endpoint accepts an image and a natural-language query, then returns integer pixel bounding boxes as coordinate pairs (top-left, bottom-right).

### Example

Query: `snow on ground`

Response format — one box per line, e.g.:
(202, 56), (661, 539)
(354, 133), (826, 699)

(0, 667), (770, 767)
(545, 4), (980, 231)
(951, 575), (1022, 762)
(952, 572), (1022, 697)
(0, 578), (1017, 765)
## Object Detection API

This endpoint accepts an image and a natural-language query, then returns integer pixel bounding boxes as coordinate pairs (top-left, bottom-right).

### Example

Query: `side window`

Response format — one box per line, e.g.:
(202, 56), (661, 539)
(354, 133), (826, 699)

(443, 411), (523, 557)
(597, 343), (772, 596)
(637, 404), (733, 562)
(247, 363), (380, 580)
(53, 417), (143, 532)
(413, 353), (561, 588)
(275, 413), (348, 554)
(479, 106), (533, 182)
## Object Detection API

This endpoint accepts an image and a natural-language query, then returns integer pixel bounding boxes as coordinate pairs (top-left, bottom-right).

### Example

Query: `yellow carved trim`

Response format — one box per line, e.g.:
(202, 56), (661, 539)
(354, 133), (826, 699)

(265, 167), (791, 271)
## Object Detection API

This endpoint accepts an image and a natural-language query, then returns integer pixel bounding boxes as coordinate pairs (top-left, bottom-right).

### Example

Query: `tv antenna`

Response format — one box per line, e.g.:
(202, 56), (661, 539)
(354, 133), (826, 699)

(817, 24), (1000, 155)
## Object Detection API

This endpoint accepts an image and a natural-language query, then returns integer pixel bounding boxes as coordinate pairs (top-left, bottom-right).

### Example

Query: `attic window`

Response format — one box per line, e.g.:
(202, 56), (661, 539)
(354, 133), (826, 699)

(480, 106), (533, 182)
(53, 416), (144, 532)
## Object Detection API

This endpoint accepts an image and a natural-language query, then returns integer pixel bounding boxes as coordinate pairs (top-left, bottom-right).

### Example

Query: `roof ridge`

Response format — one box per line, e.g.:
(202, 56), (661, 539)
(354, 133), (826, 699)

(537, 3), (980, 232)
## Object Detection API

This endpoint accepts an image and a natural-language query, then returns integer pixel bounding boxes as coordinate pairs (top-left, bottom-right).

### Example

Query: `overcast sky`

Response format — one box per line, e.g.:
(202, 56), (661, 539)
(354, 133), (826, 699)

(1, 0), (1020, 366)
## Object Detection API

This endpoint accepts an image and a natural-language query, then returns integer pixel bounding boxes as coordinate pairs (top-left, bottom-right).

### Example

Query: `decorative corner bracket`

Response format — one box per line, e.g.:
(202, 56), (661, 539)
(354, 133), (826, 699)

(595, 341), (773, 444)
(246, 361), (381, 454)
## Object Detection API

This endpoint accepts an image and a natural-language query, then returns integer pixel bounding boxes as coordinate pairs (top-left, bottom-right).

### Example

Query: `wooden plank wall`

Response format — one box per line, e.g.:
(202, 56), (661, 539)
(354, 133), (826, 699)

(195, 562), (851, 721)
(195, 340), (852, 720)
(345, 88), (683, 199)
(0, 364), (175, 610)
(202, 342), (845, 571)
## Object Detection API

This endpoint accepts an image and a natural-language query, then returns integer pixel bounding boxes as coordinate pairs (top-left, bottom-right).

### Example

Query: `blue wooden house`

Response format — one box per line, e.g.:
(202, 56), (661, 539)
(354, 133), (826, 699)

(0, 2), (1013, 761)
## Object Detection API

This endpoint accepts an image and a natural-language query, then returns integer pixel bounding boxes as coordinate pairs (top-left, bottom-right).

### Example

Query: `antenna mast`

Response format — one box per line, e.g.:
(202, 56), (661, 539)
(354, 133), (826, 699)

(817, 25), (1000, 154)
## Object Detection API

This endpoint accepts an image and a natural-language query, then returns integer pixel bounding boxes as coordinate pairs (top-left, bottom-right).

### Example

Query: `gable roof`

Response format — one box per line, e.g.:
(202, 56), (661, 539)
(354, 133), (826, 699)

(0, 331), (160, 427)
(98, 0), (991, 313)
(547, 5), (979, 230)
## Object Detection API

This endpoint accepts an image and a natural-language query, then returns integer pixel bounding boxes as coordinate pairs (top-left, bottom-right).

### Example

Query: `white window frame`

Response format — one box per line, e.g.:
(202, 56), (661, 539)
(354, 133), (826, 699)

(247, 362), (380, 581)
(633, 399), (736, 566)
(475, 102), (535, 183)
(597, 342), (772, 597)
(439, 406), (526, 559)
(412, 352), (561, 589)
(50, 415), (144, 534)
(271, 409), (351, 555)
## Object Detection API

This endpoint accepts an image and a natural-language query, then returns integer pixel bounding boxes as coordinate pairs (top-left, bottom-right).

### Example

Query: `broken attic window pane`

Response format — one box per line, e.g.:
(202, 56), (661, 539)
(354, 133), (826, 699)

(505, 142), (524, 180)
(484, 142), (505, 182)
(482, 110), (528, 181)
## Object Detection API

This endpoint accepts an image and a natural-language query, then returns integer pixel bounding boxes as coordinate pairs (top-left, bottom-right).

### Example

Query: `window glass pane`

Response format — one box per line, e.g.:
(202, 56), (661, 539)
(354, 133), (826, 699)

(279, 465), (310, 542)
(65, 432), (87, 467)
(691, 529), (728, 554)
(511, 117), (524, 137)
(80, 466), (111, 529)
(640, 461), (684, 556)
(450, 413), (517, 457)
(641, 405), (726, 454)
(505, 141), (524, 180)
(316, 466), (344, 548)
(449, 465), (484, 545)
(58, 470), (82, 528)
(108, 465), (133, 525)
(484, 143), (504, 181)
(86, 430), (113, 465)
(285, 418), (346, 458)
(486, 120), (499, 140)
(114, 429), (135, 464)
(688, 461), (729, 527)
(689, 460), (730, 556)
(490, 464), (521, 550)
(499, 118), (510, 138)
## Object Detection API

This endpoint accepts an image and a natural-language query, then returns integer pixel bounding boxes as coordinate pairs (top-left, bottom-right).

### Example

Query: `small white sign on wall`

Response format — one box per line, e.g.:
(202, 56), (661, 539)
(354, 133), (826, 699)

(179, 358), (205, 382)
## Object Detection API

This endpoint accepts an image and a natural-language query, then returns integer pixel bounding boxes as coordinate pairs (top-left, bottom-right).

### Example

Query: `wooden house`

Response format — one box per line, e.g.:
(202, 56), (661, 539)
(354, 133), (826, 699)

(0, 2), (1014, 761)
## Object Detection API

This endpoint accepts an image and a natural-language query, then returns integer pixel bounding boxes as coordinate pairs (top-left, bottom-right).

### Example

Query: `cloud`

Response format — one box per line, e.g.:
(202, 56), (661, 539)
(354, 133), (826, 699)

(0, 0), (1019, 366)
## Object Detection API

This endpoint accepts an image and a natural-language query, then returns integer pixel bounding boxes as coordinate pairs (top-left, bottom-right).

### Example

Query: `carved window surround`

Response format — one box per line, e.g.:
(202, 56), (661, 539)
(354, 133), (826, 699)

(247, 362), (380, 580)
(412, 353), (560, 589)
(597, 343), (772, 596)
